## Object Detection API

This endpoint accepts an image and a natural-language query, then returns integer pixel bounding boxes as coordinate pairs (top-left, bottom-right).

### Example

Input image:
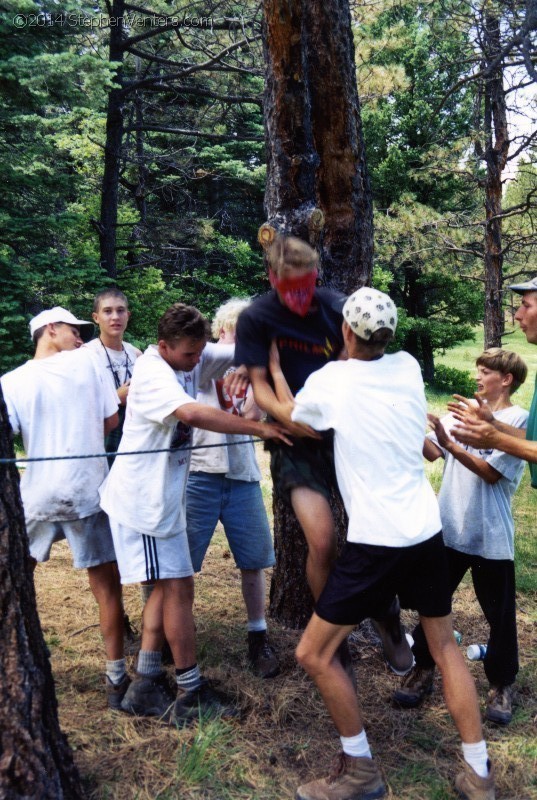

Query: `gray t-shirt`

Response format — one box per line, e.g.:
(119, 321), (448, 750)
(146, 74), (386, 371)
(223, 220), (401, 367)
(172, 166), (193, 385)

(428, 405), (528, 560)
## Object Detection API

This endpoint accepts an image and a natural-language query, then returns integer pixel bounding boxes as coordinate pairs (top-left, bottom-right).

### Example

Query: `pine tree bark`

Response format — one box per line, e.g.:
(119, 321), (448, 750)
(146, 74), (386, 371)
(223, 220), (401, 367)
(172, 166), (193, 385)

(480, 11), (509, 349)
(0, 387), (83, 799)
(262, 0), (373, 627)
(99, 0), (126, 280)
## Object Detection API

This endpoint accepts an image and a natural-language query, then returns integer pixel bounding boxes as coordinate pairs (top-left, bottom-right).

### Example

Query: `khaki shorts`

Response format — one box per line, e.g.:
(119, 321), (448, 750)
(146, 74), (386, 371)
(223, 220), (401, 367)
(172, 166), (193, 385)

(26, 511), (116, 568)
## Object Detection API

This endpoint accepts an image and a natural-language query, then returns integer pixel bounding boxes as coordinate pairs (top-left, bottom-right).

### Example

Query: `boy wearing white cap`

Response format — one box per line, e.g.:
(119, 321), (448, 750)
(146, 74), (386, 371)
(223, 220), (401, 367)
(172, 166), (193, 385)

(0, 307), (127, 708)
(290, 288), (495, 800)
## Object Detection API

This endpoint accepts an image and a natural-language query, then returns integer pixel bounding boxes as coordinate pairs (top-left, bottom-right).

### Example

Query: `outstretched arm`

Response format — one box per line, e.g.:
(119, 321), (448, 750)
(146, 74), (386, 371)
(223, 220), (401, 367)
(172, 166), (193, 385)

(448, 394), (526, 440)
(428, 413), (501, 484)
(452, 417), (537, 463)
(175, 402), (292, 445)
(248, 365), (321, 439)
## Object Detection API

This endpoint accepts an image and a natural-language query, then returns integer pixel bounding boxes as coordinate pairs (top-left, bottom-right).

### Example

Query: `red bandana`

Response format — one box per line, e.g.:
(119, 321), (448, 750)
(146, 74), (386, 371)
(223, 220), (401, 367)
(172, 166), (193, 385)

(269, 269), (318, 316)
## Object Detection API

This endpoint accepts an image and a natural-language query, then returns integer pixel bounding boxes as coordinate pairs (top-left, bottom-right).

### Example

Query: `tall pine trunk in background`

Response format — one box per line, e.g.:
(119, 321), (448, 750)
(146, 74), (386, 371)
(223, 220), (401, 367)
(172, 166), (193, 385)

(262, 0), (373, 627)
(480, 10), (509, 348)
(0, 388), (83, 799)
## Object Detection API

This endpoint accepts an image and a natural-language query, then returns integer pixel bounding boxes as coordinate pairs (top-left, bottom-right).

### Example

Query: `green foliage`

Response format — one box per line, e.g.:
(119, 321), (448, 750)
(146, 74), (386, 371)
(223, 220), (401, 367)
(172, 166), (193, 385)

(357, 0), (484, 372)
(428, 364), (476, 396)
(119, 267), (180, 348)
(0, 2), (117, 371)
(173, 718), (236, 785)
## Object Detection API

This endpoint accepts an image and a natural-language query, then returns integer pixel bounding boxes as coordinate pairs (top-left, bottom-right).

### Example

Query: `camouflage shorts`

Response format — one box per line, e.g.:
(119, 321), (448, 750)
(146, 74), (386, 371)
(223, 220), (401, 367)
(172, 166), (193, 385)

(268, 434), (337, 506)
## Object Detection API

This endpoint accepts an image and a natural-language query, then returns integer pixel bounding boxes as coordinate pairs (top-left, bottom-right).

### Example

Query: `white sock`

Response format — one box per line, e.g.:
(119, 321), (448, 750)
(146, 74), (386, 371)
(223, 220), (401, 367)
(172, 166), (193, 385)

(462, 741), (490, 778)
(137, 650), (162, 676)
(176, 664), (201, 693)
(340, 730), (372, 759)
(247, 618), (267, 633)
(106, 658), (127, 685)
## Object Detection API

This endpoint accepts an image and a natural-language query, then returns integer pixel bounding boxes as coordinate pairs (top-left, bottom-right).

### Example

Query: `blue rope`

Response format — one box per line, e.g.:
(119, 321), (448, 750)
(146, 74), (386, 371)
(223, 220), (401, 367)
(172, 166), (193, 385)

(0, 437), (262, 465)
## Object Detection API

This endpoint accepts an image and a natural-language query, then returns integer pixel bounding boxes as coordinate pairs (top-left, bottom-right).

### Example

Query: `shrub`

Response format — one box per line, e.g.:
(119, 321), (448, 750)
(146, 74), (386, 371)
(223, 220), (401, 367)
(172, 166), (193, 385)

(430, 364), (475, 396)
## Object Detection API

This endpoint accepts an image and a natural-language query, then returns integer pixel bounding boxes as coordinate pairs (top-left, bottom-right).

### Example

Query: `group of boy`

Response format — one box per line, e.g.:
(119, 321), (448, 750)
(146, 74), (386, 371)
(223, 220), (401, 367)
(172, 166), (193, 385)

(3, 240), (537, 800)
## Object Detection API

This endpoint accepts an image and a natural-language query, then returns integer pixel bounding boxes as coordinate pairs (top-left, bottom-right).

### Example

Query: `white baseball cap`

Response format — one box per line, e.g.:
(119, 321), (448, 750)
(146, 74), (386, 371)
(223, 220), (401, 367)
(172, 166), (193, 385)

(29, 306), (94, 342)
(343, 287), (398, 340)
(508, 276), (537, 294)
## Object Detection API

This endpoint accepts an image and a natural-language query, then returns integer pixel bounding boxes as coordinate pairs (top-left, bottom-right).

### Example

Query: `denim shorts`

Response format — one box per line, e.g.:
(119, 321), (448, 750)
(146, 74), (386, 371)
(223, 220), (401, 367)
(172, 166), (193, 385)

(26, 510), (117, 569)
(316, 532), (451, 626)
(186, 472), (275, 572)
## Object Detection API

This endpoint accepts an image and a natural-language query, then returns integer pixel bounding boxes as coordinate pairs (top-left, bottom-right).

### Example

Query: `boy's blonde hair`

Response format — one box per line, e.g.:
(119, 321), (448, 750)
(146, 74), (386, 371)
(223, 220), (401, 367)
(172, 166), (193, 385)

(211, 298), (251, 340)
(476, 348), (528, 394)
(266, 235), (319, 275)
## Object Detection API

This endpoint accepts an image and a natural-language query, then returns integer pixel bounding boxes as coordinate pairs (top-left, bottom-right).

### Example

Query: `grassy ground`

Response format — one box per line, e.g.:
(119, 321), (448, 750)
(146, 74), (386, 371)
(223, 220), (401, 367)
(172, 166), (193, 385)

(34, 449), (536, 800)
(30, 331), (537, 799)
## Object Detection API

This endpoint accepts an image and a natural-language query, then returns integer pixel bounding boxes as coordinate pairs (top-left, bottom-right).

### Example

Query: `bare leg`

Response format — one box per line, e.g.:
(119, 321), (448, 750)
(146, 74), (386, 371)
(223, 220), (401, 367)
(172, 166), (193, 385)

(290, 487), (336, 600)
(296, 613), (360, 736)
(87, 561), (124, 660)
(141, 577), (196, 670)
(241, 568), (266, 622)
(421, 614), (483, 743)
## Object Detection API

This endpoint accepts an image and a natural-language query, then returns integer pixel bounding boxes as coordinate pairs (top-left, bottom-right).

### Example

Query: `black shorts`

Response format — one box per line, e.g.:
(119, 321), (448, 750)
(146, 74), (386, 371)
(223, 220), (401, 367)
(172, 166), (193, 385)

(268, 433), (337, 506)
(315, 532), (451, 626)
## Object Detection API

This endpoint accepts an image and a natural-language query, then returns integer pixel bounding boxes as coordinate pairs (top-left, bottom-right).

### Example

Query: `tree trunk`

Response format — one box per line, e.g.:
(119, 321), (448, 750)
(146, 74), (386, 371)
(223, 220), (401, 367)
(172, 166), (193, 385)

(263, 0), (373, 627)
(402, 263), (435, 382)
(481, 11), (509, 348)
(262, 0), (373, 293)
(99, 0), (126, 280)
(0, 388), (83, 799)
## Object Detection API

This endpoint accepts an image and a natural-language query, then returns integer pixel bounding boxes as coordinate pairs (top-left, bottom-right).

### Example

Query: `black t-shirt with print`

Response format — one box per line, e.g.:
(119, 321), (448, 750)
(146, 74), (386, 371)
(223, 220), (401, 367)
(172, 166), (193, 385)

(235, 288), (345, 396)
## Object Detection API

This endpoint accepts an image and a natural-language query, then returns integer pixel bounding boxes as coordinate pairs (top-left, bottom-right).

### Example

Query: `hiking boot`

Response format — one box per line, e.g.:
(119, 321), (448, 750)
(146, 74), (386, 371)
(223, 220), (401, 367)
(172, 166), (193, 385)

(120, 671), (176, 720)
(455, 761), (495, 800)
(485, 684), (513, 725)
(248, 630), (280, 678)
(296, 752), (386, 800)
(393, 666), (435, 708)
(371, 598), (414, 676)
(106, 673), (131, 710)
(171, 678), (240, 727)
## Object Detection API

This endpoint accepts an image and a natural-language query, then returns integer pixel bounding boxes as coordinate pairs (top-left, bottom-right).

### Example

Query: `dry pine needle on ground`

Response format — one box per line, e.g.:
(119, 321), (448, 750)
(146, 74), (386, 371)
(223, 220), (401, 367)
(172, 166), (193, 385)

(34, 531), (536, 800)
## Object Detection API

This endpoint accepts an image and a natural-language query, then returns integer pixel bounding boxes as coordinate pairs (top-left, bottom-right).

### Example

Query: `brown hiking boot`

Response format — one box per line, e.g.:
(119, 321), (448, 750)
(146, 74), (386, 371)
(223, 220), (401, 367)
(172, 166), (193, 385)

(172, 677), (240, 727)
(120, 671), (176, 720)
(296, 752), (386, 800)
(455, 761), (495, 800)
(371, 598), (413, 676)
(248, 631), (280, 678)
(393, 666), (435, 708)
(485, 684), (513, 725)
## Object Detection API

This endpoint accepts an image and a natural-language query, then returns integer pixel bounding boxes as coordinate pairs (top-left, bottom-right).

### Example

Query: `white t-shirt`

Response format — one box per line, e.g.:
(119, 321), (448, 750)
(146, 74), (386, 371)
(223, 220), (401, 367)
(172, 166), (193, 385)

(85, 338), (140, 393)
(292, 352), (441, 547)
(1, 348), (118, 522)
(189, 376), (261, 482)
(99, 342), (234, 538)
(428, 405), (528, 560)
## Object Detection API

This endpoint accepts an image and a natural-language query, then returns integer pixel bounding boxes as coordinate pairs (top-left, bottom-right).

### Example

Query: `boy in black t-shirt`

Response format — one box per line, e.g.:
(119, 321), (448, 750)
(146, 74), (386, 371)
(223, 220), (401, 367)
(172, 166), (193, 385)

(235, 235), (412, 674)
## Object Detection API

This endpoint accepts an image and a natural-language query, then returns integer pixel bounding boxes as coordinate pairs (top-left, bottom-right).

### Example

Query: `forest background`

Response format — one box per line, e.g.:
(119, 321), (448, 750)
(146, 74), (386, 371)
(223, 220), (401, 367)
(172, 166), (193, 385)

(1, 0), (537, 385)
(1, 3), (537, 798)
